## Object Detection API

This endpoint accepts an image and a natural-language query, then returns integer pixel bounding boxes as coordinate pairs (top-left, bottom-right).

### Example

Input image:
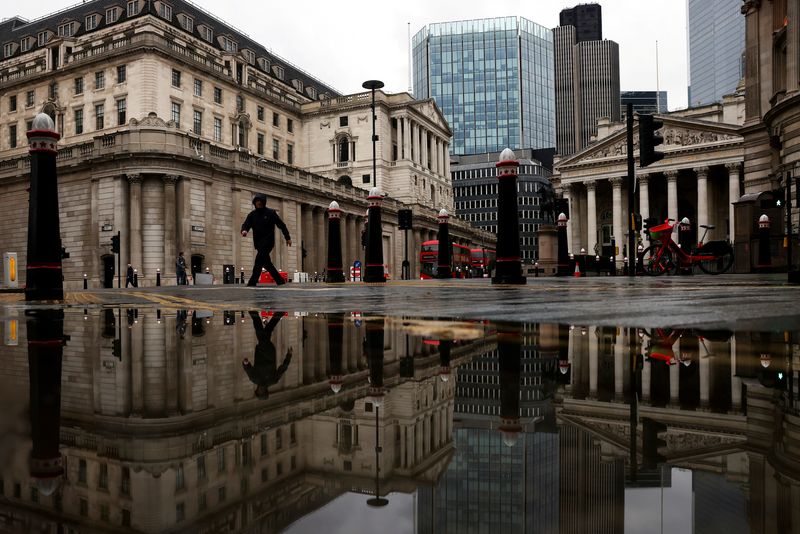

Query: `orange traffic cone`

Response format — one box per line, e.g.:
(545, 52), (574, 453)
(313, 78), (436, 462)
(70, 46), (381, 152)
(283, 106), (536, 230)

(574, 261), (581, 278)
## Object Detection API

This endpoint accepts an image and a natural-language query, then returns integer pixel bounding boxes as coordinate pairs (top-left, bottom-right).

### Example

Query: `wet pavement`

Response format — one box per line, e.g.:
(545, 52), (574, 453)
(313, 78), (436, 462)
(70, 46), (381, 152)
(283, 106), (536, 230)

(0, 277), (799, 533)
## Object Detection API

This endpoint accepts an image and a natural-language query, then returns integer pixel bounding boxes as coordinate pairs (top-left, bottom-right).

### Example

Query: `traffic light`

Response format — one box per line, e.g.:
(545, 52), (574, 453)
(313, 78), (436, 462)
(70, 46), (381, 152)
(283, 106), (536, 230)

(555, 198), (569, 219)
(642, 417), (667, 468)
(110, 234), (120, 253)
(398, 209), (413, 230)
(61, 247), (69, 259)
(639, 114), (664, 168)
(633, 213), (643, 232)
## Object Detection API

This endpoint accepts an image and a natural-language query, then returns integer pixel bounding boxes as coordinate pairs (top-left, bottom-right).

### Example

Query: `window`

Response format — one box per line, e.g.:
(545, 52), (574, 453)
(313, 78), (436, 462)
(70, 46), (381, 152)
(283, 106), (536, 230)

(48, 82), (58, 100)
(3, 43), (15, 58)
(78, 459), (87, 484)
(272, 112), (279, 127)
(26, 90), (34, 107)
(275, 429), (283, 450)
(175, 464), (184, 490)
(197, 455), (206, 480)
(287, 143), (293, 165)
(8, 125), (16, 148)
(157, 3), (172, 20)
(127, 1), (139, 17)
(171, 102), (181, 127)
(58, 22), (76, 38)
(362, 174), (370, 184)
(290, 456), (296, 470)
(217, 447), (225, 472)
(18, 38), (31, 55)
(198, 493), (207, 511)
(257, 133), (264, 155)
(106, 7), (120, 23)
(243, 50), (256, 64)
(218, 486), (226, 502)
(273, 65), (284, 80)
(213, 87), (222, 104)
(272, 139), (279, 160)
(30, 487), (39, 503)
(117, 65), (126, 83)
(222, 36), (238, 53)
(199, 25), (213, 42)
(194, 79), (202, 97)
(86, 14), (99, 31)
(99, 464), (108, 489)
(95, 103), (104, 129)
(121, 467), (130, 495)
(37, 31), (48, 47)
(307, 86), (317, 100)
(236, 95), (244, 112)
(290, 423), (296, 444)
(261, 468), (268, 482)
(116, 99), (126, 125)
(179, 14), (193, 32)
(260, 434), (268, 456)
(287, 118), (293, 133)
(79, 498), (88, 517)
(193, 110), (202, 135)
(171, 69), (181, 88)
(276, 462), (283, 476)
(339, 116), (348, 127)
(95, 71), (105, 89)
(74, 77), (84, 95)
(257, 106), (264, 121)
(9, 96), (16, 112)
(176, 502), (185, 522)
(213, 117), (222, 142)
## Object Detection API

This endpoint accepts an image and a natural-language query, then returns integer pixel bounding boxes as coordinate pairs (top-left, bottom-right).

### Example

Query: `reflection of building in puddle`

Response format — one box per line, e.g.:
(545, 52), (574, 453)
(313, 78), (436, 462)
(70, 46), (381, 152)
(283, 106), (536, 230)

(0, 310), (493, 533)
(557, 326), (800, 533)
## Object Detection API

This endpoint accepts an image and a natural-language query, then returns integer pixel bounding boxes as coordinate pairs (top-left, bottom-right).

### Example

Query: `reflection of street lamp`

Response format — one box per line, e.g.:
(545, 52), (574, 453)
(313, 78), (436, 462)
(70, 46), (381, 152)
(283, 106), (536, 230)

(366, 405), (389, 507)
(362, 80), (384, 189)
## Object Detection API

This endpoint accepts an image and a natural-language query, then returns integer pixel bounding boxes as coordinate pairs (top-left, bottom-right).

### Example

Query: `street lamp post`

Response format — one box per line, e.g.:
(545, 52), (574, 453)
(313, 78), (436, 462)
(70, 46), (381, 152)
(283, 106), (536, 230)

(362, 80), (384, 189)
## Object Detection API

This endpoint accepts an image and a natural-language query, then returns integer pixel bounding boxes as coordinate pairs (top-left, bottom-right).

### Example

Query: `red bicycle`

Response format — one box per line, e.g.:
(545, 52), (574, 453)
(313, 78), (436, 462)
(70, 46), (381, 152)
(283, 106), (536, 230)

(642, 219), (734, 275)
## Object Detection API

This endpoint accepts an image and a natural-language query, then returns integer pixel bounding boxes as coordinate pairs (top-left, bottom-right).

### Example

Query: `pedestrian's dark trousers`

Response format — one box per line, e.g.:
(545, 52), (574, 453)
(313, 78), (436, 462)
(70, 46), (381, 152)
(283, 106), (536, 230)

(248, 246), (284, 285)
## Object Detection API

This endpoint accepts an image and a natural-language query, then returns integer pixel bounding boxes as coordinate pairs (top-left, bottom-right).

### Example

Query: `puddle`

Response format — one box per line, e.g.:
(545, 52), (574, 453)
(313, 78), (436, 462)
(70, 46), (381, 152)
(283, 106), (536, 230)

(0, 309), (797, 533)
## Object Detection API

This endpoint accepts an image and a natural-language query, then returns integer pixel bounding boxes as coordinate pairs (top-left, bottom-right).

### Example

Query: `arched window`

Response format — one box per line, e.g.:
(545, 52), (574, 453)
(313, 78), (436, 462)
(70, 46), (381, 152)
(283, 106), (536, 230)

(338, 137), (349, 162)
(338, 175), (352, 186)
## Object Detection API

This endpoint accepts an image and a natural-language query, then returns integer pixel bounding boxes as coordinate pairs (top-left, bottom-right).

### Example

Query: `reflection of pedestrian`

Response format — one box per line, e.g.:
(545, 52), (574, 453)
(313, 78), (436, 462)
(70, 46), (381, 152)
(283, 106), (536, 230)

(176, 252), (188, 285)
(243, 311), (292, 399)
(125, 264), (134, 288)
(241, 194), (291, 286)
(176, 310), (188, 339)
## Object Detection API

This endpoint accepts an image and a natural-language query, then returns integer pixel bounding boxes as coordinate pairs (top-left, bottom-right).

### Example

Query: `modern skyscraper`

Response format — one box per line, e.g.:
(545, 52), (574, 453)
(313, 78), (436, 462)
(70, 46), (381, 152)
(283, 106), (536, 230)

(687, 0), (745, 107)
(554, 5), (620, 156)
(621, 91), (669, 116)
(559, 3), (602, 43)
(413, 17), (555, 156)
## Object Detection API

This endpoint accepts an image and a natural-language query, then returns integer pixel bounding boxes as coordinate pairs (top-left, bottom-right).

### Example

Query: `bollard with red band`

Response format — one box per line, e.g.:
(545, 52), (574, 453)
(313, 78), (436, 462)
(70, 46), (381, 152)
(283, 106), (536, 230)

(436, 209), (452, 279)
(363, 188), (386, 283)
(25, 114), (64, 301)
(757, 214), (772, 270)
(326, 201), (346, 283)
(557, 212), (570, 276)
(492, 148), (526, 285)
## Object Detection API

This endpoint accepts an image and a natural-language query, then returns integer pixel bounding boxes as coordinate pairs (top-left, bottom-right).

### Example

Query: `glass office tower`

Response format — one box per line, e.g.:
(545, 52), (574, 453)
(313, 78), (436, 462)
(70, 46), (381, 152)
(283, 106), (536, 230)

(413, 17), (555, 156)
(687, 0), (745, 106)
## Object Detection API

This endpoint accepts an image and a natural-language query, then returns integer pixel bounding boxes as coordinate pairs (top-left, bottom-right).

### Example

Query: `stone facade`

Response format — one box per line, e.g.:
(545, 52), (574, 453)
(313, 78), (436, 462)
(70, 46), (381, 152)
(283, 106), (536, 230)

(0, 1), (488, 287)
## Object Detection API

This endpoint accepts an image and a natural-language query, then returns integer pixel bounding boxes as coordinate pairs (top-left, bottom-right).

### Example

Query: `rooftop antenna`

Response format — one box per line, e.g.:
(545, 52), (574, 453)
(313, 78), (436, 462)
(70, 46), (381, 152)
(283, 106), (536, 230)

(408, 22), (413, 94)
(655, 40), (661, 113)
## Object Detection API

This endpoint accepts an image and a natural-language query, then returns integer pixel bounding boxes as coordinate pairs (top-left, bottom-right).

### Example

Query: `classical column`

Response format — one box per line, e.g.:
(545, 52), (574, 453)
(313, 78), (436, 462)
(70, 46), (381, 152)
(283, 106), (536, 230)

(589, 327), (598, 398)
(586, 180), (597, 254)
(314, 207), (326, 275)
(431, 138), (438, 175)
(130, 321), (143, 415)
(563, 184), (574, 253)
(638, 174), (650, 223)
(176, 177), (190, 268)
(403, 117), (412, 161)
(444, 143), (451, 177)
(641, 351), (651, 403)
(695, 166), (709, 230)
(730, 334), (741, 410)
(700, 351), (710, 407)
(301, 204), (313, 273)
(411, 121), (419, 164)
(163, 175), (179, 285)
(665, 170), (679, 223)
(611, 177), (624, 260)
(128, 174), (143, 277)
(726, 163), (741, 240)
(422, 130), (429, 169)
(670, 351), (679, 405)
(614, 334), (624, 400)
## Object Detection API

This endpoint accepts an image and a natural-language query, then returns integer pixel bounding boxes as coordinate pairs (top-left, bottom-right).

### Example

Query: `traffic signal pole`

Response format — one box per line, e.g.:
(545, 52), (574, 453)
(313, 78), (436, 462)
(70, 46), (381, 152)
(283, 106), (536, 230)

(116, 231), (121, 288)
(627, 103), (636, 278)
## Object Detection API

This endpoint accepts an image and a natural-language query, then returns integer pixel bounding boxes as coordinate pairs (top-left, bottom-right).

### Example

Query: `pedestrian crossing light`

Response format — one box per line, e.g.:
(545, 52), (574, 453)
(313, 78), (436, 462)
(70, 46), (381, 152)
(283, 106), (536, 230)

(639, 114), (664, 168)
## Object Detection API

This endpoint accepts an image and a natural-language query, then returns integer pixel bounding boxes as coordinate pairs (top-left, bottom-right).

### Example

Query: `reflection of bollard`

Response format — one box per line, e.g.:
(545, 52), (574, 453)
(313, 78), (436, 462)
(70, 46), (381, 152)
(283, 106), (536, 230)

(623, 256), (629, 276)
(436, 209), (452, 279)
(609, 257), (616, 276)
(557, 213), (569, 276)
(133, 269), (138, 287)
(364, 188), (386, 283)
(497, 322), (522, 447)
(637, 244), (644, 274)
(25, 114), (64, 301)
(83, 273), (87, 290)
(757, 214), (771, 271)
(493, 148), (525, 284)
(596, 254), (601, 276)
(326, 201), (345, 283)
(240, 267), (245, 284)
(678, 217), (693, 275)
(534, 262), (539, 277)
(156, 268), (161, 287)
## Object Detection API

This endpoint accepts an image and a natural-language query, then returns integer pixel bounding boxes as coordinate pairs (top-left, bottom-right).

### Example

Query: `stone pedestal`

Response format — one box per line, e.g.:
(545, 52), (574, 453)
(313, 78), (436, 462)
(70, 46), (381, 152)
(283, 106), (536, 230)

(537, 224), (558, 276)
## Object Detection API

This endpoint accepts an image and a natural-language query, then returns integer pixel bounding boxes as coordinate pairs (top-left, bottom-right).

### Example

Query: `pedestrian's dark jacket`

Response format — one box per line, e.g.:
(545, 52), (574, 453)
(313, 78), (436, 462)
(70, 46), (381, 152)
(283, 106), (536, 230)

(176, 256), (186, 272)
(241, 194), (290, 251)
(243, 311), (292, 398)
(126, 266), (134, 280)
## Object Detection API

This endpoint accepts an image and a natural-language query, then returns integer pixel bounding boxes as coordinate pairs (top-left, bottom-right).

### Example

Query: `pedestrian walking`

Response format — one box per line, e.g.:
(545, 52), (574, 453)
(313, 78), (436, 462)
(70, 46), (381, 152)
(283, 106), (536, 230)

(176, 252), (188, 285)
(241, 193), (291, 286)
(125, 264), (134, 288)
(242, 311), (293, 399)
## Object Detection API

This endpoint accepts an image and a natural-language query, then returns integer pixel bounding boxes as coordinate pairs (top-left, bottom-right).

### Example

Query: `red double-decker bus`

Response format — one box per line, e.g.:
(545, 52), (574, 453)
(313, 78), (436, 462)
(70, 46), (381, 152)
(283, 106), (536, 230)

(420, 240), (472, 279)
(470, 247), (496, 277)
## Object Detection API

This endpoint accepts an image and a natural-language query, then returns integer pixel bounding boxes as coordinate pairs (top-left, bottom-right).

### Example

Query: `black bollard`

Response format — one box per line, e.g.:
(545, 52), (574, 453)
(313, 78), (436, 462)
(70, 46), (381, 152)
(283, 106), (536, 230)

(25, 114), (64, 301)
(363, 188), (386, 283)
(492, 148), (526, 285)
(557, 212), (570, 276)
(326, 201), (346, 283)
(678, 217), (693, 275)
(240, 267), (245, 284)
(26, 309), (65, 495)
(757, 214), (772, 271)
(133, 269), (139, 287)
(435, 209), (452, 279)
(497, 321), (522, 446)
(83, 274), (88, 290)
(327, 313), (345, 393)
(156, 268), (161, 287)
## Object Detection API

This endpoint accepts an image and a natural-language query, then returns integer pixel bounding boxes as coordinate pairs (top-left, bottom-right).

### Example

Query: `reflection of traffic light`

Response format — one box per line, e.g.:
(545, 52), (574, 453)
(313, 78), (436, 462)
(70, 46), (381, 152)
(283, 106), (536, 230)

(639, 114), (664, 168)
(642, 417), (667, 468)
(60, 247), (69, 259)
(110, 235), (120, 253)
(224, 311), (235, 325)
(112, 339), (121, 360)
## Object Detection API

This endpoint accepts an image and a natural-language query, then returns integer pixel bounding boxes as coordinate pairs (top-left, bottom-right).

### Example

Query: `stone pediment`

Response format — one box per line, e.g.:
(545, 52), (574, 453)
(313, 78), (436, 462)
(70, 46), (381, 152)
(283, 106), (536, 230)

(129, 112), (176, 129)
(410, 99), (452, 135)
(558, 117), (742, 168)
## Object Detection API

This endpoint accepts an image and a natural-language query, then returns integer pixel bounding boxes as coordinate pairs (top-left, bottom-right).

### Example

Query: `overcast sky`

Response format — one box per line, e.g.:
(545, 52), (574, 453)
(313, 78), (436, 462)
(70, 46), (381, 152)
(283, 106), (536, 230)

(22, 0), (689, 109)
